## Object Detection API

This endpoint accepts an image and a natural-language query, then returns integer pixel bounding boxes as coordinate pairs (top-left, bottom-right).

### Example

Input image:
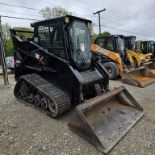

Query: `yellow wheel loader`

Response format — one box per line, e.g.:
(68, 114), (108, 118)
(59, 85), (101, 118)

(10, 15), (144, 154)
(93, 35), (155, 87)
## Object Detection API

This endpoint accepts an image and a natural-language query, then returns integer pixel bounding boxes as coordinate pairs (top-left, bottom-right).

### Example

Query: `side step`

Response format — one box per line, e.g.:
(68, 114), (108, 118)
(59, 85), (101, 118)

(121, 66), (155, 87)
(68, 87), (144, 154)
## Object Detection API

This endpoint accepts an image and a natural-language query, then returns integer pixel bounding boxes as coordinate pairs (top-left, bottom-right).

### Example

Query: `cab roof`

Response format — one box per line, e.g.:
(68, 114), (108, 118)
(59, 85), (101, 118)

(31, 15), (92, 27)
(97, 35), (125, 39)
(125, 36), (136, 39)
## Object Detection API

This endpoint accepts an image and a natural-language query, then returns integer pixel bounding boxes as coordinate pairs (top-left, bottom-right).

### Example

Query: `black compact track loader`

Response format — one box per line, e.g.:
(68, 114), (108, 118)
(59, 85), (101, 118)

(11, 15), (144, 154)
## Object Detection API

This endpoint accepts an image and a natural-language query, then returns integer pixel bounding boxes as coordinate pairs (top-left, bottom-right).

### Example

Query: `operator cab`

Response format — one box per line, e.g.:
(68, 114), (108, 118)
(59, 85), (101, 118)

(31, 15), (92, 71)
(125, 36), (136, 51)
(95, 35), (127, 62)
(147, 41), (154, 54)
(137, 41), (155, 54)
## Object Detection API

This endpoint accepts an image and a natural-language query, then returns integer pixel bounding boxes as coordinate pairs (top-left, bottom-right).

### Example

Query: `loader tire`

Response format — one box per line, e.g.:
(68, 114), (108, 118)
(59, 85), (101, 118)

(102, 62), (119, 80)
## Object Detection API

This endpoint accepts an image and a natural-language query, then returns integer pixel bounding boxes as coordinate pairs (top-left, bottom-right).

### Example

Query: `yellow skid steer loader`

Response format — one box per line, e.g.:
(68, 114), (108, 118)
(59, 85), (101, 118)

(125, 36), (152, 66)
(93, 35), (155, 87)
(125, 36), (155, 80)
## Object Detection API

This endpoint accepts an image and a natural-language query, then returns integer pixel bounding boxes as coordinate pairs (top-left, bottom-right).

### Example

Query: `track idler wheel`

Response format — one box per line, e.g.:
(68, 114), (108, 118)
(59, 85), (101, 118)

(19, 81), (29, 99)
(34, 95), (41, 106)
(41, 98), (48, 110)
(48, 100), (58, 117)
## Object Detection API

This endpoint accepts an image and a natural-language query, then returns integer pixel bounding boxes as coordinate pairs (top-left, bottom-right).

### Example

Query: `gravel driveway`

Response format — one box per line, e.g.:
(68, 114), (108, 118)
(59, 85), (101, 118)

(0, 74), (155, 155)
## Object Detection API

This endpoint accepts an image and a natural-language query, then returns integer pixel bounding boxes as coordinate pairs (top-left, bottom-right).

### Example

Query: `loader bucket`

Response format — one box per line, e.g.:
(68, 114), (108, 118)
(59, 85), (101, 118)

(68, 87), (144, 154)
(121, 66), (155, 87)
(145, 61), (155, 76)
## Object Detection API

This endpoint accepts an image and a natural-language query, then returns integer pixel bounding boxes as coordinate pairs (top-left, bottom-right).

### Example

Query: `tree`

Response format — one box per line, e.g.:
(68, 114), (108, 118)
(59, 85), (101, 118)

(1, 23), (12, 57)
(4, 38), (13, 56)
(4, 27), (33, 56)
(2, 23), (10, 42)
(15, 27), (33, 39)
(39, 6), (72, 19)
(91, 32), (98, 43)
(91, 31), (111, 43)
(99, 31), (111, 37)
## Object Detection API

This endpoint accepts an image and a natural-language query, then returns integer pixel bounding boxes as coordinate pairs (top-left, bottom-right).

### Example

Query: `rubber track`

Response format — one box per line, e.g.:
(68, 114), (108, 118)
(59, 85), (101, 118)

(14, 74), (71, 117)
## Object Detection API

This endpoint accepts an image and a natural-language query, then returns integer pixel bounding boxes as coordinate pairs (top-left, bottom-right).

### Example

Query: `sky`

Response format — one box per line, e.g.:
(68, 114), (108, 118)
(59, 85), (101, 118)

(1, 0), (155, 40)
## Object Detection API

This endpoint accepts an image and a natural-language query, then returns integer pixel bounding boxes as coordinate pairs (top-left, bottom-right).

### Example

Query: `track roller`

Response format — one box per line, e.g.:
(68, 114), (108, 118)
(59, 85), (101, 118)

(41, 98), (48, 110)
(34, 95), (41, 106)
(28, 93), (34, 104)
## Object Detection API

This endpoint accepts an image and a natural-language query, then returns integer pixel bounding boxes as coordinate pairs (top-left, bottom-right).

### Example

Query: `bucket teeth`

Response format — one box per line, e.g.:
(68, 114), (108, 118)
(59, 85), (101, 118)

(68, 87), (144, 154)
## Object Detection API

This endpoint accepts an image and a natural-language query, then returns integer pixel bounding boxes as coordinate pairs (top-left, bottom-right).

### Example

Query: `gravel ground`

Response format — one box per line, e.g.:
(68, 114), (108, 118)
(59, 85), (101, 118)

(0, 74), (155, 155)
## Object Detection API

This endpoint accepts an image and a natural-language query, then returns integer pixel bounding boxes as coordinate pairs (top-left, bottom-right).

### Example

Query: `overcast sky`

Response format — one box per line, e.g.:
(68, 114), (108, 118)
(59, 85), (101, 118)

(1, 0), (155, 40)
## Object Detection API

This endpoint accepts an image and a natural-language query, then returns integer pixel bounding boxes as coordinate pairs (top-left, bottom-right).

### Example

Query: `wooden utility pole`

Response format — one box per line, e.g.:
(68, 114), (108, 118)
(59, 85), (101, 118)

(93, 9), (106, 35)
(0, 16), (9, 85)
